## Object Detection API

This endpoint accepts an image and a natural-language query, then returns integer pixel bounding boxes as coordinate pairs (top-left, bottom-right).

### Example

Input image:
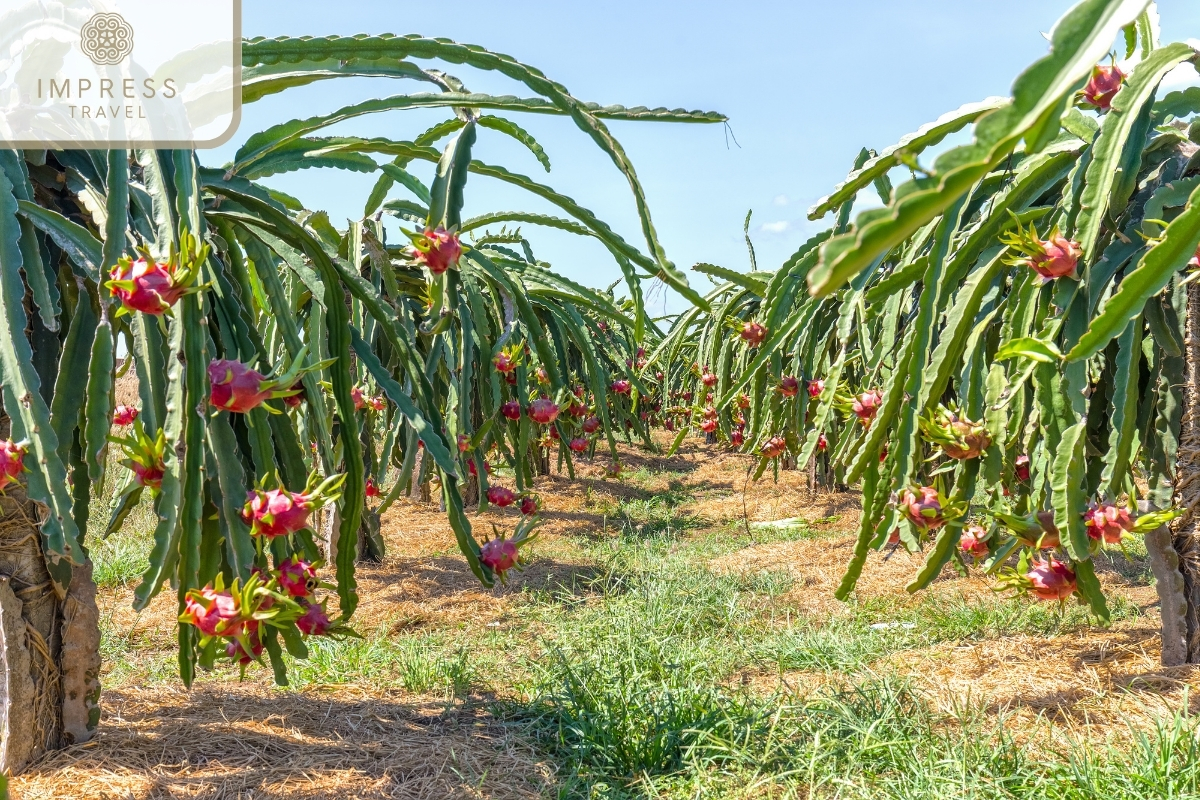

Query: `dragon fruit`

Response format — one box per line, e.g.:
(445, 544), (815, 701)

(209, 360), (291, 414)
(761, 436), (787, 459)
(368, 395), (387, 412)
(778, 376), (799, 397)
(582, 416), (602, 434)
(365, 477), (381, 498)
(1084, 501), (1133, 544)
(481, 538), (520, 575)
(852, 390), (883, 424)
(241, 488), (313, 538)
(736, 394), (751, 409)
(731, 429), (745, 447)
(112, 405), (139, 426)
(817, 433), (828, 451)
(1028, 233), (1080, 281)
(0, 440), (27, 491)
(1026, 558), (1077, 601)
(807, 379), (824, 399)
(612, 379), (632, 395)
(113, 426), (166, 492)
(410, 227), (462, 274)
(106, 255), (193, 315)
(282, 383), (305, 408)
(296, 601), (332, 636)
(569, 437), (588, 453)
(740, 321), (768, 347)
(921, 406), (991, 460)
(494, 351), (516, 373)
(899, 486), (945, 532)
(1014, 455), (1031, 482)
(351, 385), (366, 410)
(458, 434), (471, 452)
(501, 401), (522, 421)
(487, 486), (517, 507)
(701, 418), (718, 433)
(960, 525), (989, 559)
(180, 587), (246, 638)
(1080, 62), (1125, 110)
(529, 398), (560, 425)
(701, 370), (718, 388)
(226, 635), (264, 665)
(520, 496), (538, 515)
(277, 557), (318, 598)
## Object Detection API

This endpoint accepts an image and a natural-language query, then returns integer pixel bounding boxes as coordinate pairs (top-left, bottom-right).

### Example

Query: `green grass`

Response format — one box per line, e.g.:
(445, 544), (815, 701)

(89, 462), (1183, 798)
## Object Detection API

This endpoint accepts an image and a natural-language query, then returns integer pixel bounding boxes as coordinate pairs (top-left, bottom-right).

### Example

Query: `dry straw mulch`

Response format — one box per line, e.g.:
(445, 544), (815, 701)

(16, 685), (554, 800)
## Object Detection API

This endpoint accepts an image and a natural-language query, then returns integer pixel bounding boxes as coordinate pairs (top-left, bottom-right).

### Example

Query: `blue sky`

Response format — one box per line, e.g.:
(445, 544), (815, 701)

(207, 1), (1200, 316)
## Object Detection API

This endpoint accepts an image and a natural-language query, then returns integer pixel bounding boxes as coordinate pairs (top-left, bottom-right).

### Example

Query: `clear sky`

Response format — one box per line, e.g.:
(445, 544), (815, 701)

(207, 1), (1200, 317)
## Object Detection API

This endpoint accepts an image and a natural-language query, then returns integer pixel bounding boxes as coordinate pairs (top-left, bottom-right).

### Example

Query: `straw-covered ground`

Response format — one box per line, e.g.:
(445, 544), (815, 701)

(12, 435), (1200, 799)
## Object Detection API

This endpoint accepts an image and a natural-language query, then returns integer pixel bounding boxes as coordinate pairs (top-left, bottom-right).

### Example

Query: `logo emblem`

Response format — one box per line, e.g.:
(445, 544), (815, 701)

(80, 13), (134, 66)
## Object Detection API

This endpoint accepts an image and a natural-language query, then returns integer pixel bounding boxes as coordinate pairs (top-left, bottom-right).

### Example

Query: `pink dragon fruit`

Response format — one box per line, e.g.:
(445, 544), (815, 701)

(368, 395), (387, 412)
(899, 486), (945, 532)
(701, 418), (718, 433)
(529, 398), (560, 425)
(0, 440), (27, 491)
(853, 390), (883, 424)
(1026, 558), (1077, 601)
(494, 351), (516, 373)
(731, 429), (745, 447)
(921, 406), (991, 460)
(180, 587), (245, 637)
(1084, 501), (1134, 544)
(736, 393), (751, 409)
(481, 538), (520, 575)
(536, 367), (550, 385)
(113, 405), (139, 426)
(761, 436), (787, 459)
(520, 496), (539, 516)
(106, 256), (192, 315)
(410, 227), (462, 274)
(487, 486), (516, 507)
(365, 477), (381, 498)
(960, 524), (989, 559)
(778, 376), (799, 397)
(226, 635), (264, 666)
(1028, 233), (1081, 281)
(740, 321), (768, 347)
(208, 360), (288, 414)
(1080, 63), (1125, 110)
(569, 437), (589, 453)
(241, 488), (313, 539)
(582, 416), (602, 434)
(817, 433), (828, 451)
(612, 379), (632, 395)
(501, 400), (522, 421)
(351, 385), (367, 410)
(296, 601), (332, 636)
(1014, 455), (1031, 482)
(277, 557), (318, 598)
(807, 379), (824, 398)
(282, 382), (305, 408)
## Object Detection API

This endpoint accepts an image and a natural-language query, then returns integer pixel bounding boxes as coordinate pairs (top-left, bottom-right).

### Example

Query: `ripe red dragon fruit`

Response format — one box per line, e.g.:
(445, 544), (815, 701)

(1084, 501), (1133, 544)
(368, 395), (386, 412)
(735, 394), (750, 410)
(582, 416), (602, 434)
(1014, 455), (1031, 482)
(740, 320), (768, 347)
(655, 371), (665, 382)
(365, 477), (381, 498)
(1080, 62), (1124, 110)
(458, 434), (471, 452)
(112, 404), (139, 426)
(282, 382), (305, 408)
(960, 524), (989, 559)
(226, 635), (264, 666)
(467, 459), (491, 477)
(817, 433), (828, 451)
(241, 488), (313, 539)
(682, 391), (693, 403)
(701, 370), (718, 388)
(731, 429), (745, 447)
(0, 440), (27, 491)
(701, 418), (718, 433)
(520, 496), (538, 515)
(209, 360), (283, 414)
(501, 400), (522, 421)
(702, 407), (718, 420)
(494, 351), (516, 374)
(410, 227), (462, 274)
(761, 436), (787, 459)
(611, 379), (632, 395)
(481, 538), (520, 575)
(351, 385), (366, 410)
(180, 587), (246, 637)
(853, 389), (883, 424)
(487, 486), (517, 507)
(1026, 558), (1077, 601)
(114, 426), (166, 492)
(296, 601), (332, 636)
(778, 376), (799, 397)
(529, 398), (560, 425)
(569, 437), (589, 453)
(106, 256), (192, 315)
(899, 486), (945, 532)
(807, 379), (824, 398)
(1028, 233), (1081, 281)
(278, 557), (318, 598)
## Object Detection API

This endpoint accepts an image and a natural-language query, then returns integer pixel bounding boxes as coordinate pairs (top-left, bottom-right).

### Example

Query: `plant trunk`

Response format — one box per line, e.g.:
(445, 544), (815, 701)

(1170, 279), (1200, 664)
(0, 484), (101, 774)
